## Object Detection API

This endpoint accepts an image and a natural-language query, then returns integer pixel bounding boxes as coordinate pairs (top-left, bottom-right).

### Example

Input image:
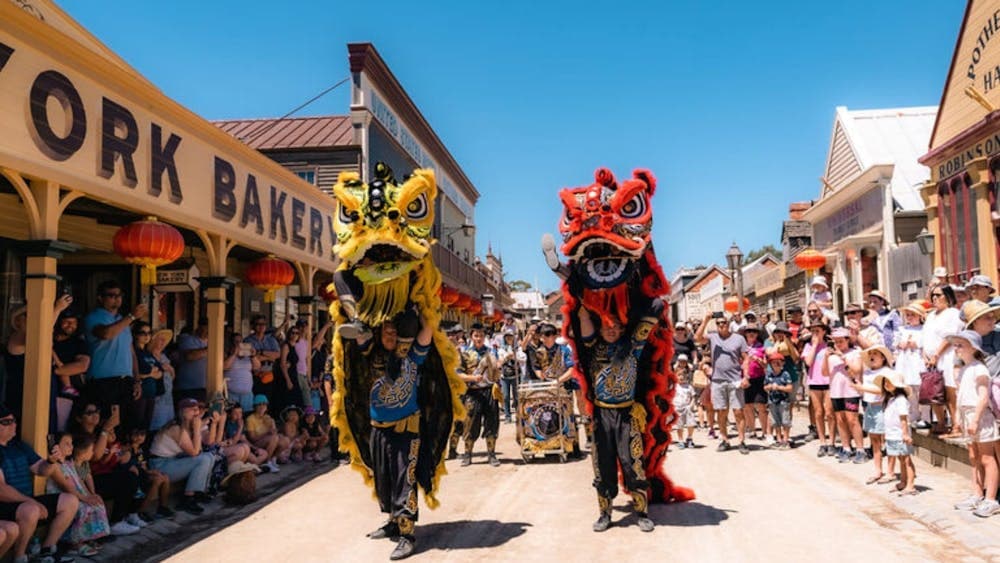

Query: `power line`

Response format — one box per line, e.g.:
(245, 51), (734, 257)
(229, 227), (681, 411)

(240, 76), (351, 145)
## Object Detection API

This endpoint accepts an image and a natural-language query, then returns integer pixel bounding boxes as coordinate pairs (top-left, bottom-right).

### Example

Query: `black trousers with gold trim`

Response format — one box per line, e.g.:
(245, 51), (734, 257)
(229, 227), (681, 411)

(591, 405), (648, 511)
(462, 387), (500, 450)
(370, 425), (420, 532)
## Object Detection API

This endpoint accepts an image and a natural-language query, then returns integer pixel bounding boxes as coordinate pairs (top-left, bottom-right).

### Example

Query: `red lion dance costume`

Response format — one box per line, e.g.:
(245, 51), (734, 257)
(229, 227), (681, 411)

(543, 167), (694, 531)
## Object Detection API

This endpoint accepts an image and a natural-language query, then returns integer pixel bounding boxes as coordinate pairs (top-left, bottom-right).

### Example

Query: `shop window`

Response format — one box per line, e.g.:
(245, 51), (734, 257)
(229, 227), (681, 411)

(938, 174), (979, 282)
(294, 169), (316, 185)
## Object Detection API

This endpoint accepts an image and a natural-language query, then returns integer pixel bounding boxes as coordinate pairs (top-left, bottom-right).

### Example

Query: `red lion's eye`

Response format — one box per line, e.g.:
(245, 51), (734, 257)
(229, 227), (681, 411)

(620, 193), (647, 219)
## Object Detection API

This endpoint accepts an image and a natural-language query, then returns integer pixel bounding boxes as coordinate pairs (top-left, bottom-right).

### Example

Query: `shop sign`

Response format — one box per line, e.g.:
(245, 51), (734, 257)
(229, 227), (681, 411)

(0, 29), (336, 270)
(813, 187), (884, 247)
(936, 131), (1000, 179)
(753, 265), (785, 296)
(367, 88), (474, 219)
(156, 264), (199, 292)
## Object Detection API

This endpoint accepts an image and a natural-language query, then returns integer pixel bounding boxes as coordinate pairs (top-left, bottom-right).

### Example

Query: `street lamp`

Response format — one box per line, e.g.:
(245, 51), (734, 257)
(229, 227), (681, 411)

(725, 242), (744, 317)
(481, 293), (495, 317)
(441, 220), (475, 237)
(915, 227), (935, 256)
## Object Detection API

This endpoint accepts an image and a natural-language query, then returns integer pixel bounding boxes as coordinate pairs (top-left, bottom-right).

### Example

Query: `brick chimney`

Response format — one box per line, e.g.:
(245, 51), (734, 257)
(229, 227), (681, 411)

(788, 202), (811, 221)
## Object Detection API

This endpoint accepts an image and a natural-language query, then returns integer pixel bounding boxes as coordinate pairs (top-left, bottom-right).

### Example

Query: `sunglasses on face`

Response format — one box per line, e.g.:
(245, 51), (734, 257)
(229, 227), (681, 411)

(931, 292), (943, 298)
(138, 331), (151, 335)
(0, 418), (15, 426)
(541, 332), (557, 337)
(83, 409), (100, 415)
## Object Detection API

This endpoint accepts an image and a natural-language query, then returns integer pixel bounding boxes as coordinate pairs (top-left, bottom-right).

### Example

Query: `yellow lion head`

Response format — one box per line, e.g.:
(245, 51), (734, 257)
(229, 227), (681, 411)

(333, 162), (436, 284)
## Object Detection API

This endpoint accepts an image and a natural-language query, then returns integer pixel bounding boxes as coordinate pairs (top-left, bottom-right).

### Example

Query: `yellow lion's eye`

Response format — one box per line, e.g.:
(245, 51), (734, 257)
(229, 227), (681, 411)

(406, 194), (428, 220)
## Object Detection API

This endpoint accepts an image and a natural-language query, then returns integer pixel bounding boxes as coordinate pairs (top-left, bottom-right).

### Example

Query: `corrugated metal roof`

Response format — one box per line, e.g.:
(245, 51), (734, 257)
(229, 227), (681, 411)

(825, 106), (937, 211)
(213, 115), (355, 150)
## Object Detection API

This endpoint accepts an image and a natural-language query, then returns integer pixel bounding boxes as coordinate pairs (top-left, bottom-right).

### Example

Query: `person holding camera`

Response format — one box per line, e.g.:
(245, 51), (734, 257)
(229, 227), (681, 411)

(695, 311), (750, 455)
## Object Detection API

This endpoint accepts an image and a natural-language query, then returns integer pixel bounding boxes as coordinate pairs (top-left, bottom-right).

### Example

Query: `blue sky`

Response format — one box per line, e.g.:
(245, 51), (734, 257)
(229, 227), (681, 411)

(59, 0), (964, 293)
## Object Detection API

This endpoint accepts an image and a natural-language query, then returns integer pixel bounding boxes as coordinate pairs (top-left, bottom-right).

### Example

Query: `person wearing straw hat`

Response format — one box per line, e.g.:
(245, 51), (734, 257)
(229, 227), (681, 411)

(894, 302), (928, 428)
(964, 299), (1000, 360)
(967, 275), (997, 305)
(948, 330), (1000, 517)
(809, 276), (836, 324)
(873, 370), (917, 495)
(824, 327), (865, 464)
(854, 345), (895, 484)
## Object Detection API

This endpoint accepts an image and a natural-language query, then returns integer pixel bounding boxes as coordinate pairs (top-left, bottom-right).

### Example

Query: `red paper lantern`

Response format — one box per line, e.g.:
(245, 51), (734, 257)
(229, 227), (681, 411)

(455, 294), (472, 311)
(793, 248), (826, 272)
(246, 255), (295, 303)
(724, 296), (751, 313)
(493, 310), (504, 323)
(467, 299), (482, 316)
(441, 286), (459, 305)
(112, 216), (185, 285)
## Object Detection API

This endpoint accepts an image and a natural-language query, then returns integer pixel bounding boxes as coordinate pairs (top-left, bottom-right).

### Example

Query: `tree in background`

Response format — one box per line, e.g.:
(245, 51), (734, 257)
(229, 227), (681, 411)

(743, 244), (780, 265)
(508, 280), (532, 292)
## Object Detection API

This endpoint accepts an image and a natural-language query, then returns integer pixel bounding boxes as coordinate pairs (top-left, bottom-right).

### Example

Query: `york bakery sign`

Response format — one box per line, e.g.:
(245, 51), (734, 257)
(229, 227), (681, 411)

(0, 33), (336, 266)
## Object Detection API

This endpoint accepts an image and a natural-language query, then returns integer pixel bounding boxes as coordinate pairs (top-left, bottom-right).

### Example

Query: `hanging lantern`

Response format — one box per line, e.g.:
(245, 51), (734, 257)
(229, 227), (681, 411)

(467, 299), (482, 316)
(493, 310), (504, 323)
(455, 294), (472, 311)
(793, 248), (826, 272)
(246, 255), (295, 303)
(318, 282), (338, 304)
(724, 296), (751, 313)
(441, 286), (459, 305)
(112, 216), (185, 286)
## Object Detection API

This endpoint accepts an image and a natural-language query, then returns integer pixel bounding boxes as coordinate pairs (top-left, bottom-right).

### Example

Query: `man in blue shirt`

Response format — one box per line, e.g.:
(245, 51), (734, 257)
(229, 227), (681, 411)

(84, 280), (145, 428)
(360, 309), (433, 561)
(577, 305), (657, 534)
(0, 404), (78, 562)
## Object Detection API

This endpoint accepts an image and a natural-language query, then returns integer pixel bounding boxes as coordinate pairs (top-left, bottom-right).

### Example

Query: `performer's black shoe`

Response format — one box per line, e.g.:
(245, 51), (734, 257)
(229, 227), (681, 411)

(389, 536), (415, 560)
(447, 448), (457, 460)
(460, 452), (472, 467)
(487, 452), (500, 467)
(592, 513), (612, 532)
(338, 320), (371, 341)
(637, 514), (655, 533)
(367, 522), (400, 540)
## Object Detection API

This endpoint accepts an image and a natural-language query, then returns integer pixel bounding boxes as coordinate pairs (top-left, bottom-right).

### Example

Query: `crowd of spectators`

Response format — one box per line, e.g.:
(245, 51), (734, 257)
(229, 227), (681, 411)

(670, 270), (1000, 519)
(0, 280), (343, 561)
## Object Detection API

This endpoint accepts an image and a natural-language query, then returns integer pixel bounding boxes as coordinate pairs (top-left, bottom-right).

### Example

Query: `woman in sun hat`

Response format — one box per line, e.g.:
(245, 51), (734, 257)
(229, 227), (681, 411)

(824, 327), (865, 463)
(948, 330), (1000, 517)
(923, 285), (963, 435)
(894, 301), (927, 428)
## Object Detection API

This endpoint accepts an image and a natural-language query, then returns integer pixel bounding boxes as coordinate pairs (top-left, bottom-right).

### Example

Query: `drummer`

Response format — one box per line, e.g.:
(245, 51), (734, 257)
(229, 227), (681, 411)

(576, 306), (658, 533)
(527, 322), (575, 384)
(456, 323), (502, 468)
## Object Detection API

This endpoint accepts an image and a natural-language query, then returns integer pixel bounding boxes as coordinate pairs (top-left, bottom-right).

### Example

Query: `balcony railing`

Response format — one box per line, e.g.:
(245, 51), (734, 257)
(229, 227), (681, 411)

(432, 244), (488, 295)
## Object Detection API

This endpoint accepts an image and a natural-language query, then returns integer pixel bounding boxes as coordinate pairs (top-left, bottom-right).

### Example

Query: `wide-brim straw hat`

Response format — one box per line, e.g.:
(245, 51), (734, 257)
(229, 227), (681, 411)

(221, 460), (260, 487)
(947, 329), (985, 355)
(863, 344), (895, 367)
(962, 300), (1000, 329)
(873, 370), (910, 396)
(152, 328), (174, 343)
(899, 301), (927, 320)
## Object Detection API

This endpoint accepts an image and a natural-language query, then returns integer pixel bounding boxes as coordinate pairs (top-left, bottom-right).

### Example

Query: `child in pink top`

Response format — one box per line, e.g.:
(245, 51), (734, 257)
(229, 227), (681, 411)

(824, 328), (865, 464)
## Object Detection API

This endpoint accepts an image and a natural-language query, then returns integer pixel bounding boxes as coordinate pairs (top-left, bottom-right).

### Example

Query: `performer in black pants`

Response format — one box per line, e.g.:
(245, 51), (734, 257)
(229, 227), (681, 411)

(360, 309), (433, 561)
(456, 323), (501, 467)
(576, 304), (659, 533)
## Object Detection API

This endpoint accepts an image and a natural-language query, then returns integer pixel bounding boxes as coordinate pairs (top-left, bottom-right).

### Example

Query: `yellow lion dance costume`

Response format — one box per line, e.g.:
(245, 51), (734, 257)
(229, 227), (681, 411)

(329, 162), (465, 511)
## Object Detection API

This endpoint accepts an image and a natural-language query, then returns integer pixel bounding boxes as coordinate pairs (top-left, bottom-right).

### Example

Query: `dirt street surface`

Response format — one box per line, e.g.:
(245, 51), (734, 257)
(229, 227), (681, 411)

(172, 415), (1000, 562)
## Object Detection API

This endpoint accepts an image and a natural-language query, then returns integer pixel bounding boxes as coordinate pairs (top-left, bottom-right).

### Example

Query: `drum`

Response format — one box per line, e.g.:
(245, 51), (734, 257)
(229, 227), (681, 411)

(516, 380), (578, 463)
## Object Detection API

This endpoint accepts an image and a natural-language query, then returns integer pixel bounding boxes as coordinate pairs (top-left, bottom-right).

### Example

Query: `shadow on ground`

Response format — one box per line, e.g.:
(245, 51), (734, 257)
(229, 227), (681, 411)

(418, 519), (532, 552)
(648, 501), (732, 527)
